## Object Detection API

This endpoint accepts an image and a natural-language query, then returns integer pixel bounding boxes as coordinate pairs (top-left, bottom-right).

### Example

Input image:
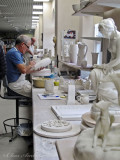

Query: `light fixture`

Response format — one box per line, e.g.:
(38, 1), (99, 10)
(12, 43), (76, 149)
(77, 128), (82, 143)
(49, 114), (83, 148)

(32, 20), (39, 22)
(0, 5), (7, 7)
(32, 25), (37, 29)
(32, 16), (39, 19)
(32, 11), (43, 14)
(33, 0), (49, 2)
(33, 5), (43, 9)
(32, 22), (38, 24)
(8, 20), (14, 22)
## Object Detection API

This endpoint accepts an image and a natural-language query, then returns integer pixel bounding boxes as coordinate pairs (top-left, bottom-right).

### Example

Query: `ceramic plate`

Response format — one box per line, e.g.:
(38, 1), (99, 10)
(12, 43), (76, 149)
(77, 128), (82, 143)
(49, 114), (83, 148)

(82, 112), (96, 128)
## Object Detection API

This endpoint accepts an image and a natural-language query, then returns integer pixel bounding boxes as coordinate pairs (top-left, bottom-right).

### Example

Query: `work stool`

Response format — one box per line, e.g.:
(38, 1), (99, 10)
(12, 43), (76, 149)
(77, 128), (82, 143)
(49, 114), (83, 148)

(0, 76), (32, 142)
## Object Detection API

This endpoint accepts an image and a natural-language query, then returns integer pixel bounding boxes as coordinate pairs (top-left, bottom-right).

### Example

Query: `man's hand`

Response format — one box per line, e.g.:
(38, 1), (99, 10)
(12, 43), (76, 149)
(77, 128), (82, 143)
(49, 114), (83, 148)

(37, 67), (44, 71)
(29, 60), (36, 67)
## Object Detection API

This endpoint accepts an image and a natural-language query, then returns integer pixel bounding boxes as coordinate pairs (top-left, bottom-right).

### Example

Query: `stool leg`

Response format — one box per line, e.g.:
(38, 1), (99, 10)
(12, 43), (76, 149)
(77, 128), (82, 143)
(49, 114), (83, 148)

(16, 99), (19, 125)
(3, 123), (7, 133)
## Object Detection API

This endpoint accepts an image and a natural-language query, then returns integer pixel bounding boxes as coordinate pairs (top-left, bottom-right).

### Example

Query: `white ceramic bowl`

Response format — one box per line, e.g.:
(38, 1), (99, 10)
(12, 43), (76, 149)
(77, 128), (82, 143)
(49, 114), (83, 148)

(72, 4), (80, 12)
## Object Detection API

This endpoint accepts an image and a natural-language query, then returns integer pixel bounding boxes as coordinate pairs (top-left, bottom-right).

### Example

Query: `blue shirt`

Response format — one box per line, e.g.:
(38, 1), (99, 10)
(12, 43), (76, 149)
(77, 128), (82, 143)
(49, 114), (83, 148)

(6, 47), (24, 83)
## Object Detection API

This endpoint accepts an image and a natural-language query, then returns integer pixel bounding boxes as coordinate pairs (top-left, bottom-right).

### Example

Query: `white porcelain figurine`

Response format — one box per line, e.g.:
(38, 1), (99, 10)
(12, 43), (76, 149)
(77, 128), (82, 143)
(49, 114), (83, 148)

(92, 100), (114, 149)
(89, 18), (120, 104)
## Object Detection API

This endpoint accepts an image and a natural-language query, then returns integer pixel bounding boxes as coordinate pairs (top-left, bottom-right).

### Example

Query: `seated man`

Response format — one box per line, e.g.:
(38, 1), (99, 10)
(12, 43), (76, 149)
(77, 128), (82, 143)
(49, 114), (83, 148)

(0, 44), (7, 80)
(6, 35), (38, 97)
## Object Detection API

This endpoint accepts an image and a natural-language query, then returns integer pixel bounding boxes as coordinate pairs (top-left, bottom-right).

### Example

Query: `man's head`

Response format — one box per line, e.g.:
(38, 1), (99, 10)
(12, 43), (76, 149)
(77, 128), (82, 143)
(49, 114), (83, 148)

(31, 37), (36, 45)
(15, 35), (31, 54)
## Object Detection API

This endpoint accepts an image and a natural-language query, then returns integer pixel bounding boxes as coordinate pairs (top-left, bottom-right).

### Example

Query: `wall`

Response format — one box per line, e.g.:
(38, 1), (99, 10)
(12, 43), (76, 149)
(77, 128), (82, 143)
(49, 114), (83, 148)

(56, 0), (98, 67)
(56, 0), (81, 62)
(104, 8), (120, 31)
(43, 0), (55, 56)
(39, 15), (43, 48)
(80, 16), (94, 65)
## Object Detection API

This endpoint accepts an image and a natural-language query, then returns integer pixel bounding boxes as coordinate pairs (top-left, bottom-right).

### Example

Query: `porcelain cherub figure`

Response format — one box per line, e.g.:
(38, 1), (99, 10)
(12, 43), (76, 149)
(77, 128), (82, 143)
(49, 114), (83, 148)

(92, 100), (114, 149)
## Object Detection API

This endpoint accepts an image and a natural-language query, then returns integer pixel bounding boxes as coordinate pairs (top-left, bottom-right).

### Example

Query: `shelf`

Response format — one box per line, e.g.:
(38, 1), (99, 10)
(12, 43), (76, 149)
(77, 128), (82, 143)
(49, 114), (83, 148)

(80, 37), (104, 41)
(60, 61), (93, 71)
(72, 0), (114, 17)
(97, 0), (120, 8)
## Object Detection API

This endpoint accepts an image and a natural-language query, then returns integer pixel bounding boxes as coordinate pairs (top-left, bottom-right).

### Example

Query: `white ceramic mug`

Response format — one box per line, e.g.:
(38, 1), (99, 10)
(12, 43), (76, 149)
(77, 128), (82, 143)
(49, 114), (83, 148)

(45, 79), (54, 94)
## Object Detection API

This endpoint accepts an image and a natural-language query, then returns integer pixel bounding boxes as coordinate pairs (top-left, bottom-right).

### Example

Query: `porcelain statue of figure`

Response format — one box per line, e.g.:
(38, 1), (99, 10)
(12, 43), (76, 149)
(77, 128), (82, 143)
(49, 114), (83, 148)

(110, 73), (120, 105)
(77, 42), (88, 67)
(92, 100), (114, 149)
(89, 18), (120, 104)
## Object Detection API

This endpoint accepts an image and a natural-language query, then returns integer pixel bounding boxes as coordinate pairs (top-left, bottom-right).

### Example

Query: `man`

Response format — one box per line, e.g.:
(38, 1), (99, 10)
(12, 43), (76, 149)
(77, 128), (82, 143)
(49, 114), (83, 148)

(0, 45), (7, 80)
(6, 35), (36, 97)
(24, 37), (36, 65)
(29, 37), (36, 56)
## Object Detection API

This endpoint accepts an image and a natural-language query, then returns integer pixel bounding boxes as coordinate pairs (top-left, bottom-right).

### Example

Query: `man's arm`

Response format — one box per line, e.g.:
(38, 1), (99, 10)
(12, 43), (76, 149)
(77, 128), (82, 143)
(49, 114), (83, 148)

(17, 61), (36, 74)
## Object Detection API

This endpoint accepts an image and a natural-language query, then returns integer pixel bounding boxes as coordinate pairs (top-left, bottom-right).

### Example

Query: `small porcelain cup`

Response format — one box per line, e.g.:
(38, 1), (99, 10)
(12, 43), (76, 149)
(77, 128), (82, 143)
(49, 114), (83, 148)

(45, 79), (54, 94)
(77, 94), (89, 104)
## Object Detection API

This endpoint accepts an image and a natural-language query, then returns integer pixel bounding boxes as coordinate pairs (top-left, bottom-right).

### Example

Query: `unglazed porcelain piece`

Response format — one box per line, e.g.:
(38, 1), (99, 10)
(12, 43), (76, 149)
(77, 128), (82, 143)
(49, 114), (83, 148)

(31, 58), (51, 71)
(67, 85), (75, 105)
(41, 119), (72, 133)
(110, 73), (120, 105)
(51, 104), (92, 121)
(91, 102), (120, 123)
(76, 94), (89, 104)
(45, 79), (54, 94)
(69, 44), (78, 64)
(82, 112), (96, 128)
(74, 125), (120, 160)
(89, 18), (120, 96)
(77, 42), (88, 67)
(31, 69), (51, 77)
(34, 123), (81, 138)
(92, 101), (113, 149)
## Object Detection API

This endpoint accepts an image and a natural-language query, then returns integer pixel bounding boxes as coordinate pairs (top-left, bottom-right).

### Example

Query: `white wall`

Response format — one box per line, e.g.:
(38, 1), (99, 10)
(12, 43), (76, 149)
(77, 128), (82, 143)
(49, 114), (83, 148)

(56, 0), (81, 61)
(43, 0), (55, 56)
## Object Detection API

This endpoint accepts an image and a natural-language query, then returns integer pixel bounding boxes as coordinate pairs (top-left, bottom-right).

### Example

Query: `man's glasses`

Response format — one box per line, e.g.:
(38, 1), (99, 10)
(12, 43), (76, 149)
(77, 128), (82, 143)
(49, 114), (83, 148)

(24, 43), (29, 49)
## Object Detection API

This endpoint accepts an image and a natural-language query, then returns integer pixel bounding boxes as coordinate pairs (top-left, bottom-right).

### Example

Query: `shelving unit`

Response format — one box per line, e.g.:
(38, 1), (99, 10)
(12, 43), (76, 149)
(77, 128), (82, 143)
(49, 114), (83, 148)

(72, 0), (116, 17)
(80, 37), (103, 41)
(60, 61), (93, 71)
(72, 0), (120, 64)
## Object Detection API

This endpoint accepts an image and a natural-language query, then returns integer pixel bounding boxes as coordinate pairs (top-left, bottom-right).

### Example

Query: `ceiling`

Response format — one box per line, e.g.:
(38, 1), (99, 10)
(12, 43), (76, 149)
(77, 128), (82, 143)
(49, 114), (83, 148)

(0, 0), (43, 32)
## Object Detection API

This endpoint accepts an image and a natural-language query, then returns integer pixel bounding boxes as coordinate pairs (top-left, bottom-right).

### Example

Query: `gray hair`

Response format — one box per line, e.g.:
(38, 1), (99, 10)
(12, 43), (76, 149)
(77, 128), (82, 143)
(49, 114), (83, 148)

(15, 35), (31, 45)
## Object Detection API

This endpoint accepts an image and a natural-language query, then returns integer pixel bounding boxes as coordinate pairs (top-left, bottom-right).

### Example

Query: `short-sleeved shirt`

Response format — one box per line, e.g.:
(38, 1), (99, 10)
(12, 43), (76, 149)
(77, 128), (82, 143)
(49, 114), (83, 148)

(6, 47), (24, 83)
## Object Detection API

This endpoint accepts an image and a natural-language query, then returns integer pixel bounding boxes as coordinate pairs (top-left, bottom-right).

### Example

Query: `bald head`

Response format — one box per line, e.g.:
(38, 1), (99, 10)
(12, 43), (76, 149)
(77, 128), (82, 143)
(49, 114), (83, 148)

(31, 37), (36, 45)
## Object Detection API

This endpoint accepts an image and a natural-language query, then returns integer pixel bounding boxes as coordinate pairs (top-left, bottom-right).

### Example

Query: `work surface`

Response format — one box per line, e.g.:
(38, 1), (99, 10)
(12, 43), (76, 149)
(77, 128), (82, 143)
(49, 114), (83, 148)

(32, 87), (90, 160)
